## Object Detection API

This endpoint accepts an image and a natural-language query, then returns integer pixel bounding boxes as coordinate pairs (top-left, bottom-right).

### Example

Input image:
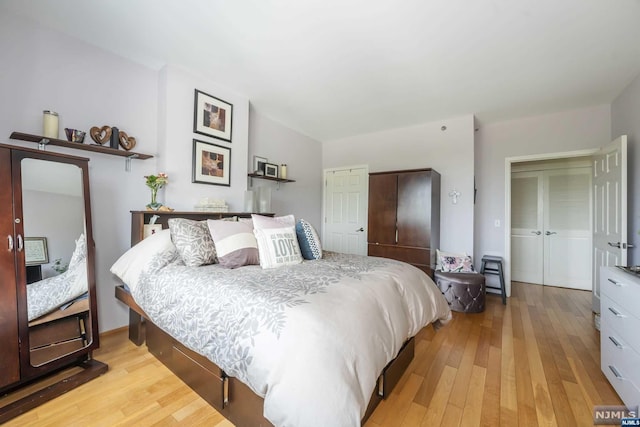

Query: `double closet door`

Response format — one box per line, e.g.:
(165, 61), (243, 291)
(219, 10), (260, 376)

(511, 166), (592, 290)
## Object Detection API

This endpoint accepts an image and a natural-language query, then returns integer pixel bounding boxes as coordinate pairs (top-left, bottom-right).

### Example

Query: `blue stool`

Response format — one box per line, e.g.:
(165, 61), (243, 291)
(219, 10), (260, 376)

(480, 255), (506, 305)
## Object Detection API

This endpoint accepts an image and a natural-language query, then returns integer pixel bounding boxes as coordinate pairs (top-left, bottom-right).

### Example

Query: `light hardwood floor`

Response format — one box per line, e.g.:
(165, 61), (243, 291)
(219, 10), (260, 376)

(5, 282), (621, 426)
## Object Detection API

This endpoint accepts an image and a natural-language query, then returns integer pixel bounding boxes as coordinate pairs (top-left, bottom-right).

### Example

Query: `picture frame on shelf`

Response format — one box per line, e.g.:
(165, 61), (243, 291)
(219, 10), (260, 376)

(192, 139), (231, 186)
(264, 163), (279, 178)
(193, 89), (233, 142)
(25, 237), (49, 266)
(253, 155), (267, 174)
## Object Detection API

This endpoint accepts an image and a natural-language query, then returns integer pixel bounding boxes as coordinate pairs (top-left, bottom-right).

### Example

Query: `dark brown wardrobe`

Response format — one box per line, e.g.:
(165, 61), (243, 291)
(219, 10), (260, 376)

(367, 168), (440, 276)
(0, 143), (107, 422)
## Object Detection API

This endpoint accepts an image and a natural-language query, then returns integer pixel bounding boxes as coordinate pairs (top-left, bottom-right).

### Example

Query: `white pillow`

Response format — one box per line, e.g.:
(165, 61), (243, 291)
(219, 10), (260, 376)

(251, 214), (295, 229)
(110, 229), (176, 292)
(254, 226), (303, 269)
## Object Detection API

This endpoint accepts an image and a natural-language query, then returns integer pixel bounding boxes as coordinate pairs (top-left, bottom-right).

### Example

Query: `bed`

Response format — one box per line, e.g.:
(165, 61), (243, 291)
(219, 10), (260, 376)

(113, 211), (451, 427)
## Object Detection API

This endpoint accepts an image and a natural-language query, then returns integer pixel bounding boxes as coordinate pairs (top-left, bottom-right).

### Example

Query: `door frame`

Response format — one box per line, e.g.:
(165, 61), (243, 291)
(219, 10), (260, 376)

(322, 165), (369, 252)
(504, 148), (598, 297)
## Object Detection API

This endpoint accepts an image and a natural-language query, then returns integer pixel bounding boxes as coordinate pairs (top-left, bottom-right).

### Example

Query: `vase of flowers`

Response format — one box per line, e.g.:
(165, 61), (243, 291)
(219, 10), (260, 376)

(145, 173), (168, 211)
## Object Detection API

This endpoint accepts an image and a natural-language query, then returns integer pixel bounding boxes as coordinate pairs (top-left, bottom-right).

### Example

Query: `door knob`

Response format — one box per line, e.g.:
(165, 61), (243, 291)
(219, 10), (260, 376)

(531, 230), (541, 235)
(355, 227), (364, 232)
(545, 231), (557, 236)
(608, 242), (621, 248)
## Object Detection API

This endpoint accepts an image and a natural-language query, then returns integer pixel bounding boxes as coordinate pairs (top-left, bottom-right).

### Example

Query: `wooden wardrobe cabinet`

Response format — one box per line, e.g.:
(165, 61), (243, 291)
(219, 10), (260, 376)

(0, 143), (107, 423)
(0, 148), (20, 389)
(367, 169), (440, 276)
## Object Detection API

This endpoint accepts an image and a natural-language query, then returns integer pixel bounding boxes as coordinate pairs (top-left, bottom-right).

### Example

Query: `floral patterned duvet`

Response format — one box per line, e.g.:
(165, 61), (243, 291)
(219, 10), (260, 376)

(131, 251), (451, 427)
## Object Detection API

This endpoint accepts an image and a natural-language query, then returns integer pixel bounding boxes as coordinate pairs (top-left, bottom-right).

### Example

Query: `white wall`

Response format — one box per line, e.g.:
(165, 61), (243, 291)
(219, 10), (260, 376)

(612, 73), (640, 265)
(322, 115), (475, 254)
(0, 12), (159, 332)
(474, 105), (611, 276)
(249, 106), (323, 228)
(157, 64), (250, 211)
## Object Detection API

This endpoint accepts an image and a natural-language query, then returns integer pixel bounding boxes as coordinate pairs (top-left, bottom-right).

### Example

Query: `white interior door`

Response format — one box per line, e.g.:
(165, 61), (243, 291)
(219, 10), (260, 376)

(592, 136), (628, 313)
(323, 167), (368, 255)
(543, 168), (592, 289)
(511, 167), (592, 289)
(511, 171), (544, 284)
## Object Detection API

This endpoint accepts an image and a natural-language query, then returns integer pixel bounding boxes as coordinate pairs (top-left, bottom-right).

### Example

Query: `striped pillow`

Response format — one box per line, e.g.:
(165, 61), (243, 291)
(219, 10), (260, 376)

(206, 219), (259, 268)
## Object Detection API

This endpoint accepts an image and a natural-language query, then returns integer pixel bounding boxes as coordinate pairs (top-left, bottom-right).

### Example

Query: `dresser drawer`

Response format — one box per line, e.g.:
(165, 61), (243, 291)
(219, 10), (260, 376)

(601, 295), (640, 352)
(601, 268), (640, 313)
(601, 321), (640, 408)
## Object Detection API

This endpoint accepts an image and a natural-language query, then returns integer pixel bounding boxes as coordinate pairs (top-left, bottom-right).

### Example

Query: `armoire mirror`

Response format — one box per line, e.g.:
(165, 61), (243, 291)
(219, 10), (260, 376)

(20, 158), (93, 367)
(0, 143), (105, 424)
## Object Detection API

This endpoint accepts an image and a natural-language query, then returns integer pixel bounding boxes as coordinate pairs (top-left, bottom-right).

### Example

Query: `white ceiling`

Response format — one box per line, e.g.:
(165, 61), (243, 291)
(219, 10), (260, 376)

(3, 0), (640, 141)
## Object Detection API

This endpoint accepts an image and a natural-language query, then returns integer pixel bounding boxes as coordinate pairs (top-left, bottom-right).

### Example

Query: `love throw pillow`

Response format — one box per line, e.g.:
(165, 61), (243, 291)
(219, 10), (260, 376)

(254, 226), (303, 269)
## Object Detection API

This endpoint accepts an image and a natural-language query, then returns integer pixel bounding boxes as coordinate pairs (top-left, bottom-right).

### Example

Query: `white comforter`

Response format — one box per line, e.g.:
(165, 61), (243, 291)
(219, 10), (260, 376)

(115, 248), (451, 426)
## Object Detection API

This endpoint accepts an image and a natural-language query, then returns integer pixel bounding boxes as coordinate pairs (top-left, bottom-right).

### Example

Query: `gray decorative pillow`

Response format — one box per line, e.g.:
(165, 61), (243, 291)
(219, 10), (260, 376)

(168, 218), (217, 267)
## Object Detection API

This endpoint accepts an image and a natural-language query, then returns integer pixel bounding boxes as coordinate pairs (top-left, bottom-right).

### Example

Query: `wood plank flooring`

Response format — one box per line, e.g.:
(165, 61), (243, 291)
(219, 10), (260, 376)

(4, 282), (621, 426)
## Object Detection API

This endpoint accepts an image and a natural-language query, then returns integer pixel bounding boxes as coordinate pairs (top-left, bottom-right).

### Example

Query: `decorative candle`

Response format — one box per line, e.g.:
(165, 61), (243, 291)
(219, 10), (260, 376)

(280, 164), (287, 179)
(42, 110), (59, 139)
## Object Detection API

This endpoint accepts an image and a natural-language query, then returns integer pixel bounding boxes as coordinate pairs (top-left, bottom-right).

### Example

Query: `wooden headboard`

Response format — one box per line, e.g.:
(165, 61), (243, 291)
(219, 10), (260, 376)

(130, 210), (273, 245)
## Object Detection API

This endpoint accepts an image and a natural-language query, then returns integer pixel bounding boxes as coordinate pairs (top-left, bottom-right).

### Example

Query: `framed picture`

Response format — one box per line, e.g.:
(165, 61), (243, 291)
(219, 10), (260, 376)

(192, 139), (231, 186)
(193, 89), (233, 142)
(265, 163), (279, 178)
(253, 156), (267, 174)
(25, 237), (49, 266)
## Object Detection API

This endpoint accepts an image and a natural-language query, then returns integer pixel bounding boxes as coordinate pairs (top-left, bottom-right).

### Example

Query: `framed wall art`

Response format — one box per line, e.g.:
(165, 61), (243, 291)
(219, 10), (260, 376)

(264, 163), (279, 178)
(25, 237), (49, 266)
(253, 155), (267, 174)
(192, 139), (231, 186)
(193, 89), (233, 142)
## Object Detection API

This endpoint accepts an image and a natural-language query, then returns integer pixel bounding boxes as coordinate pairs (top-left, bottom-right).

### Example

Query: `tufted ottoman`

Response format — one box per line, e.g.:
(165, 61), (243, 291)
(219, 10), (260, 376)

(434, 270), (486, 313)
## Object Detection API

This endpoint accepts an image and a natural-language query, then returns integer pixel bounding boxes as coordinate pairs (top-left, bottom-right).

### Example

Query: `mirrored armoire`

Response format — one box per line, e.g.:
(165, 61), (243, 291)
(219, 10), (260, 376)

(0, 143), (107, 422)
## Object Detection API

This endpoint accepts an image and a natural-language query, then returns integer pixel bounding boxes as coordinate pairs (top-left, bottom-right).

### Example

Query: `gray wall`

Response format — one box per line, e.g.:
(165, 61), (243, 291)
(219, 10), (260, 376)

(612, 72), (640, 265)
(0, 12), (159, 332)
(157, 64), (250, 211)
(249, 106), (323, 228)
(474, 105), (611, 286)
(22, 190), (84, 279)
(322, 115), (475, 255)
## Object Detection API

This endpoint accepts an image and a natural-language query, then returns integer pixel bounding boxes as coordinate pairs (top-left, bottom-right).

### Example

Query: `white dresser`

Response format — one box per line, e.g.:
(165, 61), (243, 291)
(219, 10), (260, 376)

(600, 266), (640, 408)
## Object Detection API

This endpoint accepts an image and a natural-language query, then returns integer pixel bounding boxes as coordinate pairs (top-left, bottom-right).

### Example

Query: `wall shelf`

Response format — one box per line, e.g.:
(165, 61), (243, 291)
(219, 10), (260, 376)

(249, 173), (296, 182)
(10, 132), (153, 171)
(247, 173), (296, 184)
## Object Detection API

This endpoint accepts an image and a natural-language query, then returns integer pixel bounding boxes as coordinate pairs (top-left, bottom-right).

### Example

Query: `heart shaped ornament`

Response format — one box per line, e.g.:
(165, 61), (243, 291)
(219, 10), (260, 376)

(90, 126), (112, 145)
(118, 131), (137, 151)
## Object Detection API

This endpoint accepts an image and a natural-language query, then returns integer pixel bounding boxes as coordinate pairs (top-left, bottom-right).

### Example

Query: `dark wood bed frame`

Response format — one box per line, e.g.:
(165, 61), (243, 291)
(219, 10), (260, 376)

(115, 211), (417, 427)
